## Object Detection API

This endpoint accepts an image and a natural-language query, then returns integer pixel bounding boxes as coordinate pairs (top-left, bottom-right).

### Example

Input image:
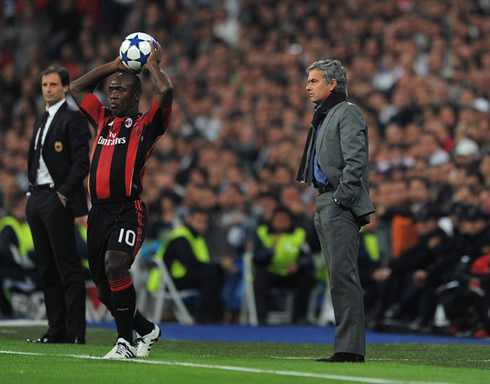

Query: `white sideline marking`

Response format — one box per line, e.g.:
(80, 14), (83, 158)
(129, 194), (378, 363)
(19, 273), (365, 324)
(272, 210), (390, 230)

(0, 320), (48, 327)
(0, 350), (459, 384)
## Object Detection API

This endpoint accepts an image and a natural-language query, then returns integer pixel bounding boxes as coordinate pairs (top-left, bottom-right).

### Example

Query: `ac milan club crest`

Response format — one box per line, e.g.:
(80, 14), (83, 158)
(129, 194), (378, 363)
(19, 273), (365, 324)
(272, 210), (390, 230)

(124, 118), (133, 128)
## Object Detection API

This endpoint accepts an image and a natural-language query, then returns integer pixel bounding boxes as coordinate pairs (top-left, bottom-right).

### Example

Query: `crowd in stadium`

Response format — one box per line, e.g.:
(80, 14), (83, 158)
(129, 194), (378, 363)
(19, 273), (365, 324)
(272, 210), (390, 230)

(1, 0), (489, 337)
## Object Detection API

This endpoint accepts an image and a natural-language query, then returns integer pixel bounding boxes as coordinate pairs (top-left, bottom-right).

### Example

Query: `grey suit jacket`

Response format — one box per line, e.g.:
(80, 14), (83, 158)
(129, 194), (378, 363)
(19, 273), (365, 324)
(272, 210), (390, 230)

(316, 101), (375, 223)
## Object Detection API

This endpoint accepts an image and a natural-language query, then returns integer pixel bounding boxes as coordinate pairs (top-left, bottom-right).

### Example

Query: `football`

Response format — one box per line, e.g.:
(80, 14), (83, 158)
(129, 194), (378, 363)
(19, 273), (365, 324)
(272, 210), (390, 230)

(119, 32), (157, 73)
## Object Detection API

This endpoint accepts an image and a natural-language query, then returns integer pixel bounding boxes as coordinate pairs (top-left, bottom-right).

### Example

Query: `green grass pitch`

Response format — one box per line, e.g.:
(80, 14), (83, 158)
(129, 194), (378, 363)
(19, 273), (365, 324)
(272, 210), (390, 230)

(0, 324), (489, 384)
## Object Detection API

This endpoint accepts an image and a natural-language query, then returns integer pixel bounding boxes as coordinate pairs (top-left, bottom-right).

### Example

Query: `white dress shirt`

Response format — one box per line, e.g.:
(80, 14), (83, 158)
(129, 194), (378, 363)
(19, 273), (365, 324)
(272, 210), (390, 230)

(34, 99), (65, 185)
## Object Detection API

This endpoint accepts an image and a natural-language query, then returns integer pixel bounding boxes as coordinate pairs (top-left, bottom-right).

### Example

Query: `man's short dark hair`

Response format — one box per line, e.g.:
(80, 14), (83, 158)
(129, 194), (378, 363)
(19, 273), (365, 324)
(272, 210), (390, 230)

(412, 204), (440, 223)
(408, 176), (430, 189)
(189, 207), (209, 217)
(115, 72), (142, 94)
(40, 65), (70, 86)
(272, 205), (294, 219)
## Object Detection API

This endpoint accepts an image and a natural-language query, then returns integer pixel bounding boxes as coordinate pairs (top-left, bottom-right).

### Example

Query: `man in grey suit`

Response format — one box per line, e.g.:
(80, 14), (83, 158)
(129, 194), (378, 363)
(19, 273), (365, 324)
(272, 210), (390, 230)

(297, 59), (374, 363)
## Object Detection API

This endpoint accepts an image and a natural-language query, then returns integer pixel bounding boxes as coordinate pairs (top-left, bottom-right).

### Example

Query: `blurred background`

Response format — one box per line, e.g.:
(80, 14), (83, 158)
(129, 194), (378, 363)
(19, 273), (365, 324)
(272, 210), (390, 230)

(0, 0), (489, 338)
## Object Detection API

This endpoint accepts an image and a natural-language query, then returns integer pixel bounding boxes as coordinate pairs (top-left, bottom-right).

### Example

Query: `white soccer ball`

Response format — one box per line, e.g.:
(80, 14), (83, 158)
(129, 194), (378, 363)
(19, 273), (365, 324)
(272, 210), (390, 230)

(119, 32), (156, 73)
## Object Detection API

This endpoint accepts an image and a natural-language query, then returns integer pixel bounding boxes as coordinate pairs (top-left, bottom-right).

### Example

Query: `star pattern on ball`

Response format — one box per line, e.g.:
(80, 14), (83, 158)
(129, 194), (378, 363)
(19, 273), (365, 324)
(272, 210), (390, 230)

(120, 50), (129, 63)
(128, 34), (143, 48)
(140, 51), (151, 65)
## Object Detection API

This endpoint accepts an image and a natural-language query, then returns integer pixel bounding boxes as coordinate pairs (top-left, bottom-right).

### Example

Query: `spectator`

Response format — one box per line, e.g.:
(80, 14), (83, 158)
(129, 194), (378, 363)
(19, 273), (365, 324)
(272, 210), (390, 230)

(441, 205), (490, 336)
(0, 193), (37, 318)
(151, 208), (224, 324)
(374, 205), (452, 329)
(479, 152), (490, 187)
(251, 205), (314, 324)
(452, 138), (480, 167)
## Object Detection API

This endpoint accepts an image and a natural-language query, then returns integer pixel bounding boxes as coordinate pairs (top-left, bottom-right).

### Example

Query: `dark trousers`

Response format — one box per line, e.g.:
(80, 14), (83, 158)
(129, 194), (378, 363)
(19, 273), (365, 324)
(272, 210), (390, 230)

(314, 192), (366, 355)
(173, 263), (223, 323)
(26, 189), (86, 338)
(253, 265), (315, 323)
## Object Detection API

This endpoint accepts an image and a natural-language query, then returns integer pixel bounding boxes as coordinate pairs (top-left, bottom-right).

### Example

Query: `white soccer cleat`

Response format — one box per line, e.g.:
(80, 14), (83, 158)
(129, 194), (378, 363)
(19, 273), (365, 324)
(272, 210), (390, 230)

(135, 323), (161, 357)
(103, 338), (137, 359)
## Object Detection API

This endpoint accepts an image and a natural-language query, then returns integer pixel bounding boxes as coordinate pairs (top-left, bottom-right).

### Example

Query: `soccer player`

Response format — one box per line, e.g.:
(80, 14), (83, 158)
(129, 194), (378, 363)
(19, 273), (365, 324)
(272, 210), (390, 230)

(70, 42), (173, 359)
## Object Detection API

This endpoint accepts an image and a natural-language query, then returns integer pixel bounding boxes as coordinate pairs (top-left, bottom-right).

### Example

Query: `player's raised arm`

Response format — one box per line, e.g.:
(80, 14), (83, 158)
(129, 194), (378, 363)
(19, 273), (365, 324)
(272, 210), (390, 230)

(145, 42), (174, 109)
(70, 58), (127, 106)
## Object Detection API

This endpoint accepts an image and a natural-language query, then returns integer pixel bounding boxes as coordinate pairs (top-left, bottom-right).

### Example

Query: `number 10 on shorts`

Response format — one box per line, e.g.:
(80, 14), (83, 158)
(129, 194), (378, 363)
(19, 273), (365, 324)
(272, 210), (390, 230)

(118, 228), (136, 246)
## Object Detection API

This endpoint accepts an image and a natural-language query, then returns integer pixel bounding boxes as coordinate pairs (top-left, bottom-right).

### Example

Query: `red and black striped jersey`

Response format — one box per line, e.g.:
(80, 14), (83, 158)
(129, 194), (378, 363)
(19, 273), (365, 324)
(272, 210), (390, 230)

(78, 93), (171, 203)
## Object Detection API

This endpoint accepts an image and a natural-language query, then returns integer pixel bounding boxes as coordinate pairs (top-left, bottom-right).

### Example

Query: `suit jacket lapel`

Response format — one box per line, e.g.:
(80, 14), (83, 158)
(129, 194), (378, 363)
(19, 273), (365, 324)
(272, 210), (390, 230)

(43, 102), (67, 144)
(315, 102), (344, 153)
(30, 113), (47, 148)
(28, 112), (49, 166)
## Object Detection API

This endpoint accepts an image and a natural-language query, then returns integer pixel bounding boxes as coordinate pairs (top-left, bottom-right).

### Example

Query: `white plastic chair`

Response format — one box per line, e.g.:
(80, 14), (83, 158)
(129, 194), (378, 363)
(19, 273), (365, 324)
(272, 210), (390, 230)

(240, 251), (296, 325)
(136, 258), (196, 325)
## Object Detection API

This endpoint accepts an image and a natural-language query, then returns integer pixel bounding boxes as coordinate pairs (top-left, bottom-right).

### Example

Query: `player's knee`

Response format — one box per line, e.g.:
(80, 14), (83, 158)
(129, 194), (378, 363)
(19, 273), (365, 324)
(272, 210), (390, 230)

(104, 251), (131, 280)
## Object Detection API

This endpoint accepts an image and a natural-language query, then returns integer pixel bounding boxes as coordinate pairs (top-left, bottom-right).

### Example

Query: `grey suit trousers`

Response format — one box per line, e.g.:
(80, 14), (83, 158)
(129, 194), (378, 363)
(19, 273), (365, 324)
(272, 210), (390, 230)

(314, 192), (366, 356)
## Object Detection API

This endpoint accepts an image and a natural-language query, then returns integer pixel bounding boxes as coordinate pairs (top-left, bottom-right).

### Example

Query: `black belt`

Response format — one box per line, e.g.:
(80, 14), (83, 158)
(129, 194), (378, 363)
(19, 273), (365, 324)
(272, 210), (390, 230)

(317, 184), (335, 195)
(29, 183), (54, 192)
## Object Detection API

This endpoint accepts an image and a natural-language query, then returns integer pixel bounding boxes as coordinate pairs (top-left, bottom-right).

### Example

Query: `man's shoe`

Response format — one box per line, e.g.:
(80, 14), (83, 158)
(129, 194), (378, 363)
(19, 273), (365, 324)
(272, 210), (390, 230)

(103, 338), (136, 359)
(135, 323), (161, 357)
(317, 353), (365, 363)
(26, 333), (65, 344)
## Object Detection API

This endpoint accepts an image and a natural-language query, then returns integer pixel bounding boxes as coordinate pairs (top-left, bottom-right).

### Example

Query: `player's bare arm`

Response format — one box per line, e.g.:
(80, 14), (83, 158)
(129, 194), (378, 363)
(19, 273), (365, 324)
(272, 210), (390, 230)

(70, 58), (128, 106)
(146, 42), (174, 109)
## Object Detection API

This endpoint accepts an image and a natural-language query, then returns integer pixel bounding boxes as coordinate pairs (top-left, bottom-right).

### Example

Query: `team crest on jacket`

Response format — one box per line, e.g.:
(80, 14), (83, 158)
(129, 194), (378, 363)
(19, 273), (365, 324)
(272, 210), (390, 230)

(54, 141), (63, 152)
(124, 118), (133, 128)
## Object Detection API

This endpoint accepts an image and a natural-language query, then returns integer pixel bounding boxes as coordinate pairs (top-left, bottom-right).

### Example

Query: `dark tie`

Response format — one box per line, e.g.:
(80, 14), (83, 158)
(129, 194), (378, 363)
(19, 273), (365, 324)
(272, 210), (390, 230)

(29, 111), (49, 184)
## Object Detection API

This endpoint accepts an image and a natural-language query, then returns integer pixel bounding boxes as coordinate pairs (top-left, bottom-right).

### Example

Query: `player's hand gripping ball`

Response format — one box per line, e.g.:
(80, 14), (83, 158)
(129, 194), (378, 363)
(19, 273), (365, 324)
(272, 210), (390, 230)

(119, 32), (157, 73)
